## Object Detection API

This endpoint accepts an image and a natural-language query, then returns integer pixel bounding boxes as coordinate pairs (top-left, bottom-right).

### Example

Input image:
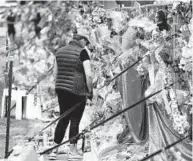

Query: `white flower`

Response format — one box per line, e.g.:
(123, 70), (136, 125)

(136, 64), (147, 75)
(179, 58), (186, 70)
(182, 46), (192, 58)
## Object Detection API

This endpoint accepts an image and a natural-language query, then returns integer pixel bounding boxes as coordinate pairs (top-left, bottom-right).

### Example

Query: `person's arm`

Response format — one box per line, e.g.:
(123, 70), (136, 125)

(83, 60), (93, 94)
(54, 58), (58, 80)
(80, 49), (93, 96)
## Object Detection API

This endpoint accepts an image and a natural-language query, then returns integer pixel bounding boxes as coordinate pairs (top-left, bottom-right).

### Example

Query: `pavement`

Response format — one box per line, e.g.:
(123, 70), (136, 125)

(43, 154), (69, 161)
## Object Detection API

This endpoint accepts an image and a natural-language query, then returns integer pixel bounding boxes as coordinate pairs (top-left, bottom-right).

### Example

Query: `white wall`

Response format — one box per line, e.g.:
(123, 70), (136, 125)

(1, 88), (42, 120)
(26, 94), (42, 120)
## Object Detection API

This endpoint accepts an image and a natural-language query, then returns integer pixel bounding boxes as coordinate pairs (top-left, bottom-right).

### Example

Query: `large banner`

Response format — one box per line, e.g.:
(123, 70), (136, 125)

(119, 67), (148, 143)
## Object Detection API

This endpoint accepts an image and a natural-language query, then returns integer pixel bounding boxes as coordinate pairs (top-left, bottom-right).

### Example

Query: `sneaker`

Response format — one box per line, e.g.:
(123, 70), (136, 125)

(48, 152), (57, 160)
(68, 152), (83, 160)
(58, 145), (70, 154)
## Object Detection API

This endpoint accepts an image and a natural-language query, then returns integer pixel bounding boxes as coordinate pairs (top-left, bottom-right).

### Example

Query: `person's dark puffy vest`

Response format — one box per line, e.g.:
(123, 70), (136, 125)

(55, 40), (89, 96)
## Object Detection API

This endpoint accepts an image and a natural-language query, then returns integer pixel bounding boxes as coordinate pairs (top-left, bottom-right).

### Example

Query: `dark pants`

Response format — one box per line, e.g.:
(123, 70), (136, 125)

(157, 22), (169, 31)
(35, 26), (41, 39)
(54, 90), (86, 144)
(8, 26), (15, 40)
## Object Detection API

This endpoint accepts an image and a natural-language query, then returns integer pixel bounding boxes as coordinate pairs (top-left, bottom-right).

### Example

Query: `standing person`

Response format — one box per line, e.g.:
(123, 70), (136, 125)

(7, 10), (16, 42)
(155, 9), (169, 31)
(49, 34), (93, 160)
(32, 10), (41, 39)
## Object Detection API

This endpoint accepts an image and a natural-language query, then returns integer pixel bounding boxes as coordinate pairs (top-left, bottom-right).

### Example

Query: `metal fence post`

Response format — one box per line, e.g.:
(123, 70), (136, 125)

(5, 56), (13, 158)
(5, 34), (9, 73)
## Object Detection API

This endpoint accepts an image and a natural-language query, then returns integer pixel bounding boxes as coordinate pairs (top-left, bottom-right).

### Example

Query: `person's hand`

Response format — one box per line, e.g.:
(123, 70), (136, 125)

(165, 35), (172, 41)
(87, 90), (93, 101)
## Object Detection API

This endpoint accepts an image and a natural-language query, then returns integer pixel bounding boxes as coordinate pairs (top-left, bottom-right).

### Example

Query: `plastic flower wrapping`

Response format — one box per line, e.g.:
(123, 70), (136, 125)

(128, 16), (157, 33)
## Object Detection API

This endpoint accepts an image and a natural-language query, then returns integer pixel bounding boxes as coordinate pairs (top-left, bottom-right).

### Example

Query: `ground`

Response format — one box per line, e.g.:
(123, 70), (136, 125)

(0, 116), (148, 161)
(0, 118), (42, 159)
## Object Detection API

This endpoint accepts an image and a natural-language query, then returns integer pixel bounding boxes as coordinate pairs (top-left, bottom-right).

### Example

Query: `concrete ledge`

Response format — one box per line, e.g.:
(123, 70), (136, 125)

(8, 144), (39, 161)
